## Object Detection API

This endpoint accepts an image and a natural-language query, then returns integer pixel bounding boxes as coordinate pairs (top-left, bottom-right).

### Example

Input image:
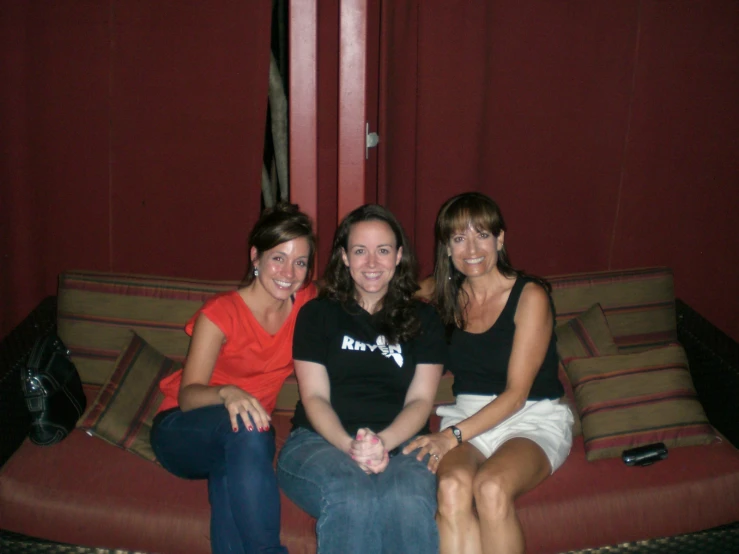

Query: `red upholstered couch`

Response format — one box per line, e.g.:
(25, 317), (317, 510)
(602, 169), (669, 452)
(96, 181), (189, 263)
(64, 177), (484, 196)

(1, 268), (739, 554)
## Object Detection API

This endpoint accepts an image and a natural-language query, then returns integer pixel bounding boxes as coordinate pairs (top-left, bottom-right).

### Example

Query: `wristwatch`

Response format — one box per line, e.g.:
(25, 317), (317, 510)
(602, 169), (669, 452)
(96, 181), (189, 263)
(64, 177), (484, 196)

(449, 425), (463, 444)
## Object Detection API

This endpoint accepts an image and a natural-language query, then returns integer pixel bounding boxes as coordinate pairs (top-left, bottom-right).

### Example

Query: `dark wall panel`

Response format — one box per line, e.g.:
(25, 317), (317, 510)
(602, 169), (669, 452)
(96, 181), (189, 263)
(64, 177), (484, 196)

(315, 0), (340, 275)
(613, 1), (739, 338)
(110, 2), (271, 280)
(377, 0), (738, 340)
(1, 1), (273, 336)
(1, 1), (110, 335)
(405, 1), (639, 278)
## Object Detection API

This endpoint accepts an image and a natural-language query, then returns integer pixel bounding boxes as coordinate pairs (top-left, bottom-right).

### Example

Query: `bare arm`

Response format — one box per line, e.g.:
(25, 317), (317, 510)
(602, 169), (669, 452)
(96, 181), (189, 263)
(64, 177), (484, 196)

(178, 314), (271, 431)
(294, 359), (354, 453)
(377, 363), (443, 451)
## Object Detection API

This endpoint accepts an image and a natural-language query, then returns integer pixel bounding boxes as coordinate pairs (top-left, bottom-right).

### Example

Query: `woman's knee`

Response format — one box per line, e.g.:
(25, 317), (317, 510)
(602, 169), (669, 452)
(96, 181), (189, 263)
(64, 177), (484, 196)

(436, 471), (472, 516)
(472, 474), (514, 521)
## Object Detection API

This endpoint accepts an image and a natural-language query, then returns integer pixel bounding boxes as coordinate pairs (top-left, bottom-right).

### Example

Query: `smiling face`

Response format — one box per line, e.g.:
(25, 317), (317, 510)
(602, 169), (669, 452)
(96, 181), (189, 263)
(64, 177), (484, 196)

(447, 224), (504, 280)
(252, 237), (311, 301)
(341, 220), (402, 308)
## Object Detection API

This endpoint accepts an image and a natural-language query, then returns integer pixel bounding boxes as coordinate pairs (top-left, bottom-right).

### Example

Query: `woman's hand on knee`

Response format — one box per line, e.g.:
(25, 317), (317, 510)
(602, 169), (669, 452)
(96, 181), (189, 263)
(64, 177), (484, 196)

(219, 385), (271, 432)
(403, 432), (456, 473)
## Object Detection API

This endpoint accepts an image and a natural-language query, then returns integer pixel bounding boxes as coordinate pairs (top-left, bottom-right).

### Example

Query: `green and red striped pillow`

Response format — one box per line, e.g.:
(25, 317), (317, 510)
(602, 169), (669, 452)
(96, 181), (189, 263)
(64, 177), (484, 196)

(564, 344), (717, 461)
(549, 267), (677, 354)
(78, 331), (180, 462)
(57, 270), (240, 386)
(555, 302), (619, 364)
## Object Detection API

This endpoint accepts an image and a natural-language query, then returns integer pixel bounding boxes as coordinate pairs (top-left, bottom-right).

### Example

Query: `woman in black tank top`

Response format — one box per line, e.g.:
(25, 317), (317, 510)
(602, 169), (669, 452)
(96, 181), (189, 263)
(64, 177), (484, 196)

(404, 192), (573, 554)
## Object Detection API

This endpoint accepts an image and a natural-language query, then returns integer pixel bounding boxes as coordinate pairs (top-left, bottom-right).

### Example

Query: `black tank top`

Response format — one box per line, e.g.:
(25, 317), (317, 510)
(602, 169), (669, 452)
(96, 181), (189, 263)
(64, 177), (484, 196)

(448, 277), (563, 399)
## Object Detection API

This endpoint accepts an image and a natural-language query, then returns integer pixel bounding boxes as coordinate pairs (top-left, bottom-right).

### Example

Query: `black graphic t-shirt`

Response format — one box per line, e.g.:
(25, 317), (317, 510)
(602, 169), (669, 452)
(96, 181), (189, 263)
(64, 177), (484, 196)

(291, 297), (446, 436)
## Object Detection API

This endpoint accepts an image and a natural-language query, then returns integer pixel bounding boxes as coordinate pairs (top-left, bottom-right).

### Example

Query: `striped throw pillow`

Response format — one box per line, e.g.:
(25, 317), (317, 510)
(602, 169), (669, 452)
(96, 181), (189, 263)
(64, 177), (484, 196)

(565, 344), (717, 461)
(57, 270), (239, 386)
(555, 303), (619, 437)
(549, 267), (676, 353)
(555, 303), (619, 364)
(78, 331), (180, 462)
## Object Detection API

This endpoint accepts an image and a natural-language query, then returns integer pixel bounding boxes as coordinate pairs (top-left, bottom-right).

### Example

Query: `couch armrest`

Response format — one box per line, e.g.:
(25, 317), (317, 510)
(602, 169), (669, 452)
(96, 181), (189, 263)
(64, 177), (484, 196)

(677, 298), (739, 448)
(0, 296), (57, 467)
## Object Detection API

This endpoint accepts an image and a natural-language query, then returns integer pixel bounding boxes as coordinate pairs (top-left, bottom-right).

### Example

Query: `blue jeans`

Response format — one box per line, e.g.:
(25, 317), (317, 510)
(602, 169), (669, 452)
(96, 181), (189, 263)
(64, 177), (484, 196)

(277, 428), (439, 554)
(150, 405), (288, 554)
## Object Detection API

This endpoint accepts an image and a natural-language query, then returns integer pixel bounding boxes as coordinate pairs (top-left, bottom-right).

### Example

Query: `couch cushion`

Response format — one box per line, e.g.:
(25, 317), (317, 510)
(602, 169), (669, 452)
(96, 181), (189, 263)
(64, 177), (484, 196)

(0, 399), (314, 554)
(3, 405), (738, 554)
(515, 436), (739, 554)
(549, 267), (676, 353)
(78, 331), (179, 461)
(56, 271), (239, 385)
(0, 387), (211, 554)
(565, 344), (717, 460)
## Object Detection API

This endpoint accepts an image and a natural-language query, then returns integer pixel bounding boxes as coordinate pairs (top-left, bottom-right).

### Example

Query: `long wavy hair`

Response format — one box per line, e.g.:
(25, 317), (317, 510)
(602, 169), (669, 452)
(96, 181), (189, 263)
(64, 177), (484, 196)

(242, 203), (316, 287)
(433, 192), (550, 331)
(321, 204), (421, 344)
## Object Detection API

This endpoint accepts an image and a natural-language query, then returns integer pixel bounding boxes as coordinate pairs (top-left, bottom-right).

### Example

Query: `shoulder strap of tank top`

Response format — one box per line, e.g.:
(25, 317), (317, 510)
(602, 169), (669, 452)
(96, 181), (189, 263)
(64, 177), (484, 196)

(500, 277), (529, 322)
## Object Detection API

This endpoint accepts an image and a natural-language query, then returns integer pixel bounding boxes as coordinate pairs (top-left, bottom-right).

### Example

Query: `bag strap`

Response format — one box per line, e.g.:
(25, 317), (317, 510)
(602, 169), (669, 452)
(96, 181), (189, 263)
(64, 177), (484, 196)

(26, 334), (53, 372)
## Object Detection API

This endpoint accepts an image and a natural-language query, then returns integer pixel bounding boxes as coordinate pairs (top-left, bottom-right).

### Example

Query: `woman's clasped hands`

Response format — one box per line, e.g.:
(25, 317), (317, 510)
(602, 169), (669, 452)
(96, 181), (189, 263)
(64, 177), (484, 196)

(350, 428), (389, 474)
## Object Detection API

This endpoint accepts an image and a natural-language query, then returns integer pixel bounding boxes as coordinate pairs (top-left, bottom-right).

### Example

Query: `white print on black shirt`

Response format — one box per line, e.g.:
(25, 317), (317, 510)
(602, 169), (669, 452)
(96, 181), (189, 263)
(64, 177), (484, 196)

(340, 335), (404, 368)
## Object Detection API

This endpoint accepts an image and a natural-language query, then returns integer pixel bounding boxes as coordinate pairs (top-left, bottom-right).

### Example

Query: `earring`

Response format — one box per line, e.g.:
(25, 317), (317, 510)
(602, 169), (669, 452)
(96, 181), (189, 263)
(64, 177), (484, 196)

(254, 267), (259, 277)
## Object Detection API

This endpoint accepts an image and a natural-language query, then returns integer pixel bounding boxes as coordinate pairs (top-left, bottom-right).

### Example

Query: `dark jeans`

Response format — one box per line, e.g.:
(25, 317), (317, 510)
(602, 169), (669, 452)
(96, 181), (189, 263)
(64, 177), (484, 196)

(277, 428), (439, 554)
(150, 405), (288, 554)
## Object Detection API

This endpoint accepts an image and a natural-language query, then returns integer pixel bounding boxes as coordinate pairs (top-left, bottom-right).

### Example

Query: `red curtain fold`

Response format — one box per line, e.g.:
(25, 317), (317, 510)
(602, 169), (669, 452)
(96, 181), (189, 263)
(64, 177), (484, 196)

(377, 0), (739, 341)
(0, 1), (272, 337)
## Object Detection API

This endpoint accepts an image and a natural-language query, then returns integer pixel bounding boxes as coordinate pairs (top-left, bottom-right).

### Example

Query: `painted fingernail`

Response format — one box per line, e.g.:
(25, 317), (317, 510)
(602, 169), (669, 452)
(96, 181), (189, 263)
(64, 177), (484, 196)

(247, 425), (253, 431)
(371, 436), (379, 443)
(233, 427), (238, 432)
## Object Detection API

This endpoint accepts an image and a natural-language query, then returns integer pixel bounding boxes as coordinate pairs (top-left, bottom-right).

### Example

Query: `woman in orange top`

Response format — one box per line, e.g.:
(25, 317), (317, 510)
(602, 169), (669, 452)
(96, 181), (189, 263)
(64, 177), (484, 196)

(150, 204), (317, 554)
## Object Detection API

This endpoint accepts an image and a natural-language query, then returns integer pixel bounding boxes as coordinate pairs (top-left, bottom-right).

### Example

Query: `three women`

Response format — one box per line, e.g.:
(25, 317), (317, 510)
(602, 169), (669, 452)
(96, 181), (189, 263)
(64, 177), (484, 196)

(152, 194), (573, 554)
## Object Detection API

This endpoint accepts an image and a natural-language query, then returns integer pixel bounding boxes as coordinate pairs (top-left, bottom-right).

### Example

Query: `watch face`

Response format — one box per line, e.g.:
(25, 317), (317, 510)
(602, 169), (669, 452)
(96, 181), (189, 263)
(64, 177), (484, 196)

(452, 426), (462, 442)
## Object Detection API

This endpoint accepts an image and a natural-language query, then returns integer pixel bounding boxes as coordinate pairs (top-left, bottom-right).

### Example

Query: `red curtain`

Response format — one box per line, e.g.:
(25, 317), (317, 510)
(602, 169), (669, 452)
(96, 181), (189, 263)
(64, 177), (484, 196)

(377, 0), (739, 340)
(0, 1), (272, 337)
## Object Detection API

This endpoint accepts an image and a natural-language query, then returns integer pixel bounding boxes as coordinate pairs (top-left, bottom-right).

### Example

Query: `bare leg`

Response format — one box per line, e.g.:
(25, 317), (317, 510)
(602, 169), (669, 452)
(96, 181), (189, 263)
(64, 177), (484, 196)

(474, 438), (551, 554)
(436, 443), (486, 554)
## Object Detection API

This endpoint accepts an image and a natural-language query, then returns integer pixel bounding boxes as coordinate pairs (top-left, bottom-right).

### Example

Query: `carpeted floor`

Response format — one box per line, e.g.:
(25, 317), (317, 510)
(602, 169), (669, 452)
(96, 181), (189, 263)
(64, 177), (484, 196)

(2, 523), (738, 554)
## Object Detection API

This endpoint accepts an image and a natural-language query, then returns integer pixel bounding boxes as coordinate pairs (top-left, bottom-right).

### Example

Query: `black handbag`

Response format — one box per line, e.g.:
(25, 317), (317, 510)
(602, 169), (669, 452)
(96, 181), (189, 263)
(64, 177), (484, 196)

(21, 333), (87, 445)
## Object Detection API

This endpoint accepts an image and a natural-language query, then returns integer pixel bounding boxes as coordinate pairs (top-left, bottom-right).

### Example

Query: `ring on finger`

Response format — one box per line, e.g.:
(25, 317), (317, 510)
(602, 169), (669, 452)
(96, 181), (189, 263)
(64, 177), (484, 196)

(432, 454), (440, 461)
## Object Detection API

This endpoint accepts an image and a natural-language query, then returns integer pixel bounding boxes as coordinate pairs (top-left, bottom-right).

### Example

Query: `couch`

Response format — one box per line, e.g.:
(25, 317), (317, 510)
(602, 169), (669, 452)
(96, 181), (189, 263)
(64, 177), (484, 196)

(1, 267), (738, 554)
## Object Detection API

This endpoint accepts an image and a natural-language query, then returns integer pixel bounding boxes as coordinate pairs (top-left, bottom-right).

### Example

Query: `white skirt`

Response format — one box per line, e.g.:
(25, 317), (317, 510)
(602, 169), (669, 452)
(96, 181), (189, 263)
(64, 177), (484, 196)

(437, 394), (574, 473)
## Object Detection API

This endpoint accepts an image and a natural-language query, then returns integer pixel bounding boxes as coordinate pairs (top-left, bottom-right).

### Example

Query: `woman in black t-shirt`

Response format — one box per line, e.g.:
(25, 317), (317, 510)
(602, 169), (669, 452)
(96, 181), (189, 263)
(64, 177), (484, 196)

(277, 204), (445, 554)
(404, 192), (574, 554)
